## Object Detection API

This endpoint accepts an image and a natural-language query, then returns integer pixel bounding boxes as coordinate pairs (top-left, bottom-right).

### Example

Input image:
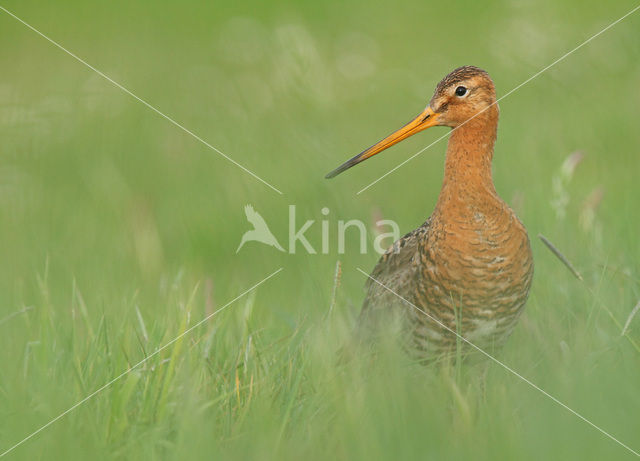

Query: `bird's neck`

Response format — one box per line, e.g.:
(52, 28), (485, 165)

(435, 110), (499, 212)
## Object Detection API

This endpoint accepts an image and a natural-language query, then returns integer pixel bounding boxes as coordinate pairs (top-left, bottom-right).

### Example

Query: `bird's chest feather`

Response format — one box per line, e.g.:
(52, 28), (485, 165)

(417, 204), (533, 314)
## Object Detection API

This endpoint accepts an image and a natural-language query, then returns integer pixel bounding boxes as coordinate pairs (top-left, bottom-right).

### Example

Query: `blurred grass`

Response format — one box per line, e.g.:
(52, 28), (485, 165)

(0, 0), (639, 459)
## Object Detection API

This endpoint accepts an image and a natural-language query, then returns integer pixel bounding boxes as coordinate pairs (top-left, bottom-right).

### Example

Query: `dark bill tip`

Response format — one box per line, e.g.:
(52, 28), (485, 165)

(325, 153), (365, 179)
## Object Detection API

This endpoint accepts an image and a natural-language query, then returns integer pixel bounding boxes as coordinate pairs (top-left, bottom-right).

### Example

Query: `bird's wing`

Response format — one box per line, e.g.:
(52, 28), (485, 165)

(361, 219), (430, 316)
(244, 204), (267, 228)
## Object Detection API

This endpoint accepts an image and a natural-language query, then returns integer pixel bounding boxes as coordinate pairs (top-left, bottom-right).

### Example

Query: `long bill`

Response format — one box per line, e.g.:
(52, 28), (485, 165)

(325, 107), (440, 178)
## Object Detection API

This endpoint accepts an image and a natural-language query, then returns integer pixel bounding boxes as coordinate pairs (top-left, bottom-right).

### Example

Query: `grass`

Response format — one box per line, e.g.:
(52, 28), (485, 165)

(1, 0), (640, 459)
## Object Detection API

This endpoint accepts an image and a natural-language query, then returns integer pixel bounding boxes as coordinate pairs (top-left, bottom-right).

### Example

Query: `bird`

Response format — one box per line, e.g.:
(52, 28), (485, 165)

(236, 205), (285, 253)
(326, 66), (534, 358)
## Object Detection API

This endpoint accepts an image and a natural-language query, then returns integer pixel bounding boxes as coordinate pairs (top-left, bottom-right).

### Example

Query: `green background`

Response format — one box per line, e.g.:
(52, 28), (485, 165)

(1, 0), (639, 459)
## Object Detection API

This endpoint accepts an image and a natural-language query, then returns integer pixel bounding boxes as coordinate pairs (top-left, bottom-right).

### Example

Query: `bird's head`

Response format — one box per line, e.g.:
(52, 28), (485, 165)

(325, 66), (498, 178)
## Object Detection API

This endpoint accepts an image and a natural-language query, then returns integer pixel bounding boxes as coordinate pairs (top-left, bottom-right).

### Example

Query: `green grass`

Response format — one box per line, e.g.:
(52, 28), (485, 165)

(1, 0), (640, 459)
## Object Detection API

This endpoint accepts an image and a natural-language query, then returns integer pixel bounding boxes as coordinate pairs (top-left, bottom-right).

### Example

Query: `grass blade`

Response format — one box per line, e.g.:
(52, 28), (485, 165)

(538, 234), (583, 281)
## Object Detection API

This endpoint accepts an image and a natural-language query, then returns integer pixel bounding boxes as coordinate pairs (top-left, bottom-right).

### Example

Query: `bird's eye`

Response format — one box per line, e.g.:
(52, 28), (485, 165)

(455, 86), (468, 97)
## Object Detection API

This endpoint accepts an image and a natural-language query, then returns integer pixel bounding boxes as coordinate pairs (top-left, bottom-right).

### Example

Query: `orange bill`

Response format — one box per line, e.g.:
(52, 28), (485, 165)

(325, 107), (439, 178)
